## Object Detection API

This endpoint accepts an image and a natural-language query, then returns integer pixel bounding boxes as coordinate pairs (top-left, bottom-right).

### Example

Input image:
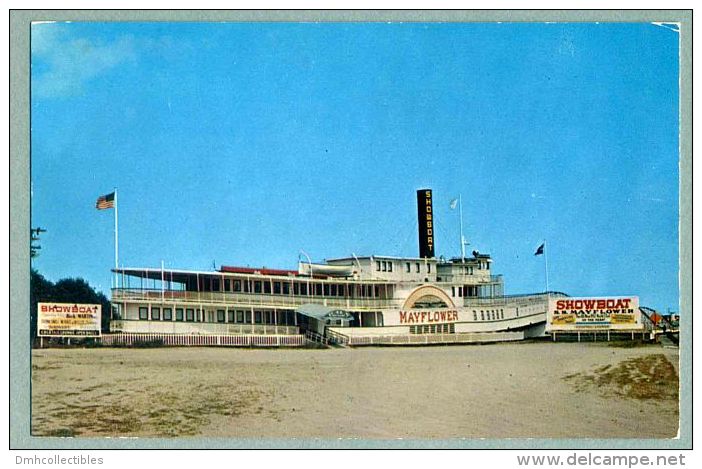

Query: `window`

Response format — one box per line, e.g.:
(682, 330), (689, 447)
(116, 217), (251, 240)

(315, 284), (323, 296)
(300, 283), (308, 296)
(139, 307), (148, 320)
(480, 311), (484, 320)
(217, 310), (225, 323)
(228, 311), (235, 322)
(263, 281), (271, 294)
(234, 280), (242, 292)
(473, 310), (477, 321)
(224, 279), (231, 291)
(500, 309), (504, 319)
(324, 284), (330, 296)
(282, 282), (290, 295)
(330, 284), (337, 296)
(245, 310), (252, 323)
(452, 286), (455, 297)
(237, 310), (245, 323)
(406, 262), (411, 273)
(427, 264), (432, 274)
(416, 263), (420, 273)
(163, 308), (172, 321)
(293, 282), (300, 295)
(388, 262), (393, 272)
(254, 311), (262, 324)
(176, 308), (184, 321)
(458, 287), (463, 297)
(186, 308), (194, 321)
(273, 282), (281, 294)
(151, 307), (161, 320)
(381, 261), (387, 272)
(212, 278), (220, 292)
(376, 260), (381, 271)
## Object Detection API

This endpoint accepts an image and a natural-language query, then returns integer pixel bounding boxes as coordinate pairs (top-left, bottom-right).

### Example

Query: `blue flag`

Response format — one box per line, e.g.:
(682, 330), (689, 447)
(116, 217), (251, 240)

(534, 243), (545, 256)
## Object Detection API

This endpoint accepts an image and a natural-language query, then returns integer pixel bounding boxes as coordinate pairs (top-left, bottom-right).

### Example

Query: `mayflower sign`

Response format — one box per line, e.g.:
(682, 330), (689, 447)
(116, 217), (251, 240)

(547, 296), (642, 332)
(37, 302), (101, 337)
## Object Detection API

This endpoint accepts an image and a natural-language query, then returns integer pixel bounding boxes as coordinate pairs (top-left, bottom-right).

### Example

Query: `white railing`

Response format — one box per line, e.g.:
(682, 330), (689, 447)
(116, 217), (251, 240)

(345, 331), (524, 346)
(101, 333), (305, 347)
(304, 330), (331, 346)
(110, 320), (299, 336)
(326, 329), (350, 345)
(112, 289), (403, 310)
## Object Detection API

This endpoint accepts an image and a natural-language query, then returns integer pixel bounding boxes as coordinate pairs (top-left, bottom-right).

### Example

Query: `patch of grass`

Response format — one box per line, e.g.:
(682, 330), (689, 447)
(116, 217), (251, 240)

(607, 340), (653, 348)
(38, 428), (75, 437)
(32, 384), (273, 437)
(563, 354), (678, 401)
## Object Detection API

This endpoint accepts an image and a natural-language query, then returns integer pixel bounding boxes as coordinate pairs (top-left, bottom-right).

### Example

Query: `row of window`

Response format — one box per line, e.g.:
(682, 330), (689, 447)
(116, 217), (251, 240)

(137, 306), (295, 325)
(451, 286), (480, 297)
(375, 260), (434, 274)
(473, 309), (505, 321)
(410, 323), (455, 334)
(196, 278), (391, 299)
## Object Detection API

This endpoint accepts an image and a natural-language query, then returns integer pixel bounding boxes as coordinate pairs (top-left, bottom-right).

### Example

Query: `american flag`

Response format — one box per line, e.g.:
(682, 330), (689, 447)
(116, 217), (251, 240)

(96, 192), (115, 210)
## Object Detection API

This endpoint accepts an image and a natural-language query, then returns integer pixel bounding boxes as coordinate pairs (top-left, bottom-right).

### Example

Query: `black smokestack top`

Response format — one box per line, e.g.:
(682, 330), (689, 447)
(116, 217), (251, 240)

(417, 189), (435, 258)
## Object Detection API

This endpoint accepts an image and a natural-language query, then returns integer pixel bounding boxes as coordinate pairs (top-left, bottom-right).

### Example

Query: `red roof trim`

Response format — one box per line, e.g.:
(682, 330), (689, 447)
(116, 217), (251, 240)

(219, 266), (299, 276)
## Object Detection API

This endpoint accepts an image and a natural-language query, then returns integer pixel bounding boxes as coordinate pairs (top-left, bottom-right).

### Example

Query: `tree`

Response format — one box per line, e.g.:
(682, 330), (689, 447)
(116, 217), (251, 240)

(30, 269), (54, 339)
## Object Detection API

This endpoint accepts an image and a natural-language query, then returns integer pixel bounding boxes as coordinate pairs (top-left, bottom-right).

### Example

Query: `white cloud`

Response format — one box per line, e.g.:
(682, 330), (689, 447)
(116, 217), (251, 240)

(32, 23), (137, 98)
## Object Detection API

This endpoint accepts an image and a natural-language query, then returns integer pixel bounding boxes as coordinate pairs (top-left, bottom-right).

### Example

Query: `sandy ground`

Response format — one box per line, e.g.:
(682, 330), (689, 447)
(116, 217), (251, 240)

(31, 342), (679, 439)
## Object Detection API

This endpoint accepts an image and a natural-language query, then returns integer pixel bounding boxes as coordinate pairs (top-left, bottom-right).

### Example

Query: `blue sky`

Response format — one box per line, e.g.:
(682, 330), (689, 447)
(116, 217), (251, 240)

(30, 22), (680, 312)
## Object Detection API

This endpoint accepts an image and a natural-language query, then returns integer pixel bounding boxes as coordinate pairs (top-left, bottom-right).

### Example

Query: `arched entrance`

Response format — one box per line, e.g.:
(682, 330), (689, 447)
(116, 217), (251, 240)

(402, 285), (456, 310)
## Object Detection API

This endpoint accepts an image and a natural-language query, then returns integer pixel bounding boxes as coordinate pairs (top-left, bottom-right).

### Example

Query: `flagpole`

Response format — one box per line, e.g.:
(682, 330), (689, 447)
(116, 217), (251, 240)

(459, 194), (465, 262)
(114, 188), (119, 289)
(544, 239), (549, 294)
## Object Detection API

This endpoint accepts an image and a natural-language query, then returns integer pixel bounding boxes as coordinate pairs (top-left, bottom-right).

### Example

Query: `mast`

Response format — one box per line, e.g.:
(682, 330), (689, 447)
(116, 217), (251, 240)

(459, 194), (466, 262)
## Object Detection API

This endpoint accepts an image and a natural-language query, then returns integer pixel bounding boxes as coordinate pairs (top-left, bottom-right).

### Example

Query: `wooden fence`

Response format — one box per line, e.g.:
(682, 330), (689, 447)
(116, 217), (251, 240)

(335, 331), (525, 346)
(100, 333), (305, 347)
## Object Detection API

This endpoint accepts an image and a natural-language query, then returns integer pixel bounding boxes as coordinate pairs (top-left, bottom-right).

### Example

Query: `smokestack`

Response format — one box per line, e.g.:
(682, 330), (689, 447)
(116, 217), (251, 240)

(417, 189), (435, 258)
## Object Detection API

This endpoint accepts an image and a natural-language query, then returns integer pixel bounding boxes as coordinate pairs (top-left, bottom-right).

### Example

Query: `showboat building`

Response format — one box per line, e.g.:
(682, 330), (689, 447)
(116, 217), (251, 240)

(105, 190), (644, 347)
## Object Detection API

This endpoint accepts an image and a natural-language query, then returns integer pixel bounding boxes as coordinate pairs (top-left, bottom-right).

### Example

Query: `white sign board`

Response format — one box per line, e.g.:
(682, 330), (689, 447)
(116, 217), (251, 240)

(547, 296), (642, 332)
(38, 302), (102, 337)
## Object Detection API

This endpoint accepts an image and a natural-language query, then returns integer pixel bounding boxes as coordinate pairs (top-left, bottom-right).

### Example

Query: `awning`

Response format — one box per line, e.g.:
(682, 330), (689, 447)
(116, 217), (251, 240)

(295, 304), (354, 321)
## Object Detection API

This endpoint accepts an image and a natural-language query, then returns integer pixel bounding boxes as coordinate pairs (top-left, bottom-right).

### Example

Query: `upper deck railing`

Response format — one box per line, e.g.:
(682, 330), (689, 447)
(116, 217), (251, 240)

(112, 288), (405, 310)
(112, 288), (556, 311)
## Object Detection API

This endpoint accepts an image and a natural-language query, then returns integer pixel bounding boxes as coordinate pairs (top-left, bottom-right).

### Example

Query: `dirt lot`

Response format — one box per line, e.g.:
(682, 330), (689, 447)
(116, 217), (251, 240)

(31, 342), (679, 439)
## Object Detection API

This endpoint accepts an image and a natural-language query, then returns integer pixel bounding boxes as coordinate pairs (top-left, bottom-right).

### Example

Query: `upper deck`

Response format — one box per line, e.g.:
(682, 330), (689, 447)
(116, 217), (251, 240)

(111, 253), (505, 310)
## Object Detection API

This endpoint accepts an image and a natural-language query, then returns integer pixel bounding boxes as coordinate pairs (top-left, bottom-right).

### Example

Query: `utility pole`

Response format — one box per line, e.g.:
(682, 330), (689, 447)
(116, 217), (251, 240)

(30, 227), (46, 259)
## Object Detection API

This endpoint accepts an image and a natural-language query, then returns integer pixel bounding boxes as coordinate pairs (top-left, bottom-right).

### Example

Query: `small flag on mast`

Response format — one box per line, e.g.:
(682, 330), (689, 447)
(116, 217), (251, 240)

(96, 192), (115, 210)
(534, 243), (545, 256)
(449, 198), (458, 209)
